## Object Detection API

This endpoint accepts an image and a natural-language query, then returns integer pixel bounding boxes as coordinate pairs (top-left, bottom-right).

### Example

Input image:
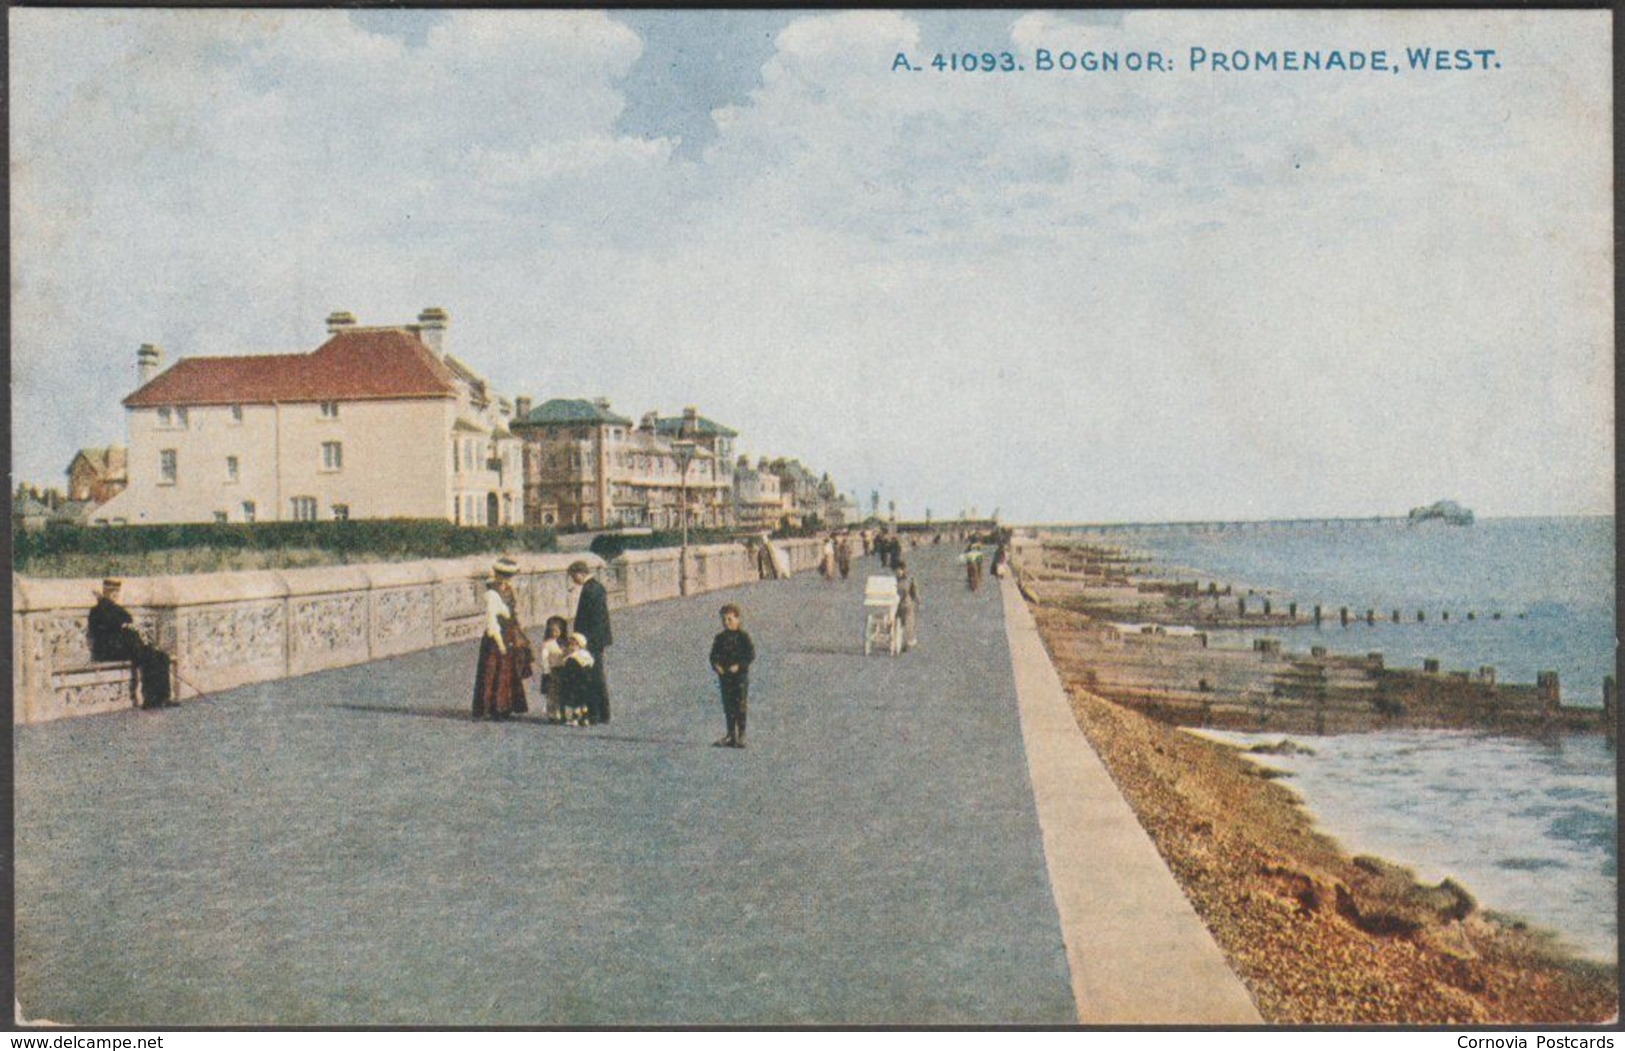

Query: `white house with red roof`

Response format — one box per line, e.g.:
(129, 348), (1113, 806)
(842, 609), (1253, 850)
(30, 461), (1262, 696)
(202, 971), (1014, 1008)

(92, 309), (524, 526)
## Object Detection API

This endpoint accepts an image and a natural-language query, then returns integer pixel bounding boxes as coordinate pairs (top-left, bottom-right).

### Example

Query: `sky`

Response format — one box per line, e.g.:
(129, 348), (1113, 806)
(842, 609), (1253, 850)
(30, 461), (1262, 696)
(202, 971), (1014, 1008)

(9, 9), (1613, 523)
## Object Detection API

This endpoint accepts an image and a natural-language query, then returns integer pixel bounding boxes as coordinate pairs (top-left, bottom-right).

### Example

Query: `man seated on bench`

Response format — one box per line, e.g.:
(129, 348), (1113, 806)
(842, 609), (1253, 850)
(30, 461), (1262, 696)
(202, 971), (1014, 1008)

(88, 578), (176, 709)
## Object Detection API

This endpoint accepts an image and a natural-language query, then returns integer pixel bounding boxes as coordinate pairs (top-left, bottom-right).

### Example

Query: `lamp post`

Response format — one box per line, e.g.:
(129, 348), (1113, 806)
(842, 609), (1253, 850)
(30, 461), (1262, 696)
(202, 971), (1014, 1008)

(673, 440), (697, 596)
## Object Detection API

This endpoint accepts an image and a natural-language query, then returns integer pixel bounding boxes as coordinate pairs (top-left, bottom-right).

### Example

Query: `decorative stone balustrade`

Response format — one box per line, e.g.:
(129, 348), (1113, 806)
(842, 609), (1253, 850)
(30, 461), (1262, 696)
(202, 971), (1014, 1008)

(14, 538), (822, 724)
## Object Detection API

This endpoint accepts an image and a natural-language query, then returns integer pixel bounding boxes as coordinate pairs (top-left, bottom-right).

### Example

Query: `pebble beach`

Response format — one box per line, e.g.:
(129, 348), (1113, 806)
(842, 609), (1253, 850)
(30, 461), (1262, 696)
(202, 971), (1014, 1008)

(1029, 597), (1618, 1024)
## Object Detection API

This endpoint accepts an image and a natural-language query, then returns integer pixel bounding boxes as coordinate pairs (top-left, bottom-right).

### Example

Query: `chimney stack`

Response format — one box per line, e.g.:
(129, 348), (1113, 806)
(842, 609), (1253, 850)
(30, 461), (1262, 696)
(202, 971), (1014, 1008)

(137, 344), (164, 386)
(326, 311), (357, 335)
(594, 397), (612, 412)
(514, 396), (532, 420)
(416, 307), (449, 357)
(640, 411), (659, 432)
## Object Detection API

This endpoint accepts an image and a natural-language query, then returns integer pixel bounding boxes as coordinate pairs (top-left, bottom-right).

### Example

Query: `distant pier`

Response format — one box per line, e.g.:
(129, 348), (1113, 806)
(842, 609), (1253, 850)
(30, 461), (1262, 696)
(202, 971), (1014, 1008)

(1037, 516), (1411, 535)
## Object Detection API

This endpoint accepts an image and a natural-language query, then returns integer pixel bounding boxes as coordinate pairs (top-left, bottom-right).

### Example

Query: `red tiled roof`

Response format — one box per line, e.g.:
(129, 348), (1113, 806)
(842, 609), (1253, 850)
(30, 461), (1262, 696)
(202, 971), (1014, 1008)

(123, 328), (461, 407)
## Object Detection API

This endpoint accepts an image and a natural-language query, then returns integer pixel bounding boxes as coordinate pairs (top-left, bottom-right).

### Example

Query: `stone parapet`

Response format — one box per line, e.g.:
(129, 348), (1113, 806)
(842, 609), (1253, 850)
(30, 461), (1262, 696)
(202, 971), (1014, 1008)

(14, 538), (821, 724)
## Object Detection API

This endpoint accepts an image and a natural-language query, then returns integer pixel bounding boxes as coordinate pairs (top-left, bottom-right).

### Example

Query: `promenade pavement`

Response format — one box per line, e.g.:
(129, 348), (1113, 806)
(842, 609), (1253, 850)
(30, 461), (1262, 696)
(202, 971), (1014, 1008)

(15, 543), (1259, 1026)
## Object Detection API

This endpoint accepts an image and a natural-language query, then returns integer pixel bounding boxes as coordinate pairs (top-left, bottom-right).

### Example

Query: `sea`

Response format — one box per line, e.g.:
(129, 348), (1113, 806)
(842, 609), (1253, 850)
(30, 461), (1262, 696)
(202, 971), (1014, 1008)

(1056, 515), (1618, 963)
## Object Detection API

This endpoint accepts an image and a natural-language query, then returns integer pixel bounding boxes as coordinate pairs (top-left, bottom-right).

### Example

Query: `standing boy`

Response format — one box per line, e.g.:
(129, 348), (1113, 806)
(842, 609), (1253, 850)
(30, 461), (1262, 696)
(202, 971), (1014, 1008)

(709, 604), (756, 749)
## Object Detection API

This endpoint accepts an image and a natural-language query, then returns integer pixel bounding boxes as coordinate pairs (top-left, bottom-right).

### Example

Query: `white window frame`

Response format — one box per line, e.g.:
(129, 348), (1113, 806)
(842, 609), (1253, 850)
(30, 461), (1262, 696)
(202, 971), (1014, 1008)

(319, 401), (340, 419)
(159, 449), (177, 485)
(321, 441), (343, 472)
(242, 500), (256, 523)
(290, 496), (317, 521)
(331, 503), (350, 522)
(225, 455), (239, 482)
(229, 404), (244, 423)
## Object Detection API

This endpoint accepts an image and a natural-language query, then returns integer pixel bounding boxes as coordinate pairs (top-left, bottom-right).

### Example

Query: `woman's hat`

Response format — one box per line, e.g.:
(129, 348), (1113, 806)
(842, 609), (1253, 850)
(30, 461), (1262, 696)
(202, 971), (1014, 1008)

(568, 632), (588, 647)
(492, 556), (519, 577)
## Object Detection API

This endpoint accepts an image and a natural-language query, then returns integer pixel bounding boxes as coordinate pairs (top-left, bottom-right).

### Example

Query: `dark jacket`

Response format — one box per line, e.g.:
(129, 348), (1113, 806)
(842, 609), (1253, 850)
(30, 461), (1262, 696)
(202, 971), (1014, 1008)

(710, 629), (756, 681)
(88, 596), (136, 662)
(573, 577), (613, 655)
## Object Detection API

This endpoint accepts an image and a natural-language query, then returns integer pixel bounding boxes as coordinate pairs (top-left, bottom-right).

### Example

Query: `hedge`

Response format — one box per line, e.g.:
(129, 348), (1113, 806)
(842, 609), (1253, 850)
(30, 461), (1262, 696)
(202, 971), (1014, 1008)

(15, 519), (557, 570)
(588, 528), (745, 562)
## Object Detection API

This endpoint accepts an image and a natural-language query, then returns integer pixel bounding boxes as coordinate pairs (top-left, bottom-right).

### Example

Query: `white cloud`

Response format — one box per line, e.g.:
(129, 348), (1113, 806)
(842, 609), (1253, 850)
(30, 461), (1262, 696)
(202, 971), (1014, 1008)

(9, 8), (1612, 520)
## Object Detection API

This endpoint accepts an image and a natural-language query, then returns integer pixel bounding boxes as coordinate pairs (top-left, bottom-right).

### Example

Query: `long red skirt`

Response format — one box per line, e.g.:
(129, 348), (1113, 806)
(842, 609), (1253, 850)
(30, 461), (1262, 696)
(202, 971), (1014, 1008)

(473, 635), (528, 718)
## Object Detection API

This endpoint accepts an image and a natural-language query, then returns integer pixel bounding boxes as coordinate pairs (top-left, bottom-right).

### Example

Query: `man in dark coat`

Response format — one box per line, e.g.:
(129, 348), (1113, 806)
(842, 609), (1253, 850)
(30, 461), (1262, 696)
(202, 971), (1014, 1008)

(87, 578), (175, 708)
(569, 560), (613, 724)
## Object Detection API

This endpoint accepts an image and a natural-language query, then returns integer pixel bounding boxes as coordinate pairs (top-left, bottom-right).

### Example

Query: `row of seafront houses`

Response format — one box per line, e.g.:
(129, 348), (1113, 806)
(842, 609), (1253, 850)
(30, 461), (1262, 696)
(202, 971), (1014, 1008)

(55, 308), (854, 533)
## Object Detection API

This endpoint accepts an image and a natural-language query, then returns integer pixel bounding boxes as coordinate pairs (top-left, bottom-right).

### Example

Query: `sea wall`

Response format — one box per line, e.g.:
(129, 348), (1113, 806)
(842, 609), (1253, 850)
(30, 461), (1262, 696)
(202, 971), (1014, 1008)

(13, 538), (822, 725)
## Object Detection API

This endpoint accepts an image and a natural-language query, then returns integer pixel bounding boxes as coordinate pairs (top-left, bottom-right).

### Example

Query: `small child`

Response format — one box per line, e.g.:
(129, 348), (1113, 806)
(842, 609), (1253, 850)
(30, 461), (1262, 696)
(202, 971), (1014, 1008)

(539, 615), (569, 723)
(557, 632), (596, 727)
(709, 603), (756, 749)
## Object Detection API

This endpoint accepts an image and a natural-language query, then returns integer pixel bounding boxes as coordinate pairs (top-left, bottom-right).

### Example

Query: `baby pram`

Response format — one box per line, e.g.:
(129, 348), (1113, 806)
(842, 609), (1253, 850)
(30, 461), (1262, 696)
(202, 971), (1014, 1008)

(863, 575), (901, 656)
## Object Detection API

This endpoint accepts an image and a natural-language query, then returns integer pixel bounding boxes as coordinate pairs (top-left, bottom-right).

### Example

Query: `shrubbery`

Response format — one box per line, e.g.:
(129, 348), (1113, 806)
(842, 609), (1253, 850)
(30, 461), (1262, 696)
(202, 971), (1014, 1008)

(15, 519), (557, 575)
(587, 528), (744, 562)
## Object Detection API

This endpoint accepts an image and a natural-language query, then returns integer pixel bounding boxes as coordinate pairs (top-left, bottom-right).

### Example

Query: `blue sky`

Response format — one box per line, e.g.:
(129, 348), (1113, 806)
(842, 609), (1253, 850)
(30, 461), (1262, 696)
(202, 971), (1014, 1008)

(10, 9), (1612, 521)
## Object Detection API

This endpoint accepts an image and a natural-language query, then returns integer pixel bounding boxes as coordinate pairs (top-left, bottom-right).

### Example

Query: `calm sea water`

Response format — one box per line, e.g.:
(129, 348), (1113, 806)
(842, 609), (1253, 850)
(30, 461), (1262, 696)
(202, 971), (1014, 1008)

(1057, 516), (1617, 963)
(1122, 516), (1616, 707)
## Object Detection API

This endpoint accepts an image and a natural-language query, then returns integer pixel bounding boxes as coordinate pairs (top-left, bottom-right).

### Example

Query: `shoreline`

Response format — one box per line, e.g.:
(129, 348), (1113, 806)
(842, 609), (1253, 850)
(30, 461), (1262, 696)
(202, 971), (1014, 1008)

(1020, 537), (1611, 738)
(1055, 665), (1617, 1022)
(1016, 575), (1618, 1022)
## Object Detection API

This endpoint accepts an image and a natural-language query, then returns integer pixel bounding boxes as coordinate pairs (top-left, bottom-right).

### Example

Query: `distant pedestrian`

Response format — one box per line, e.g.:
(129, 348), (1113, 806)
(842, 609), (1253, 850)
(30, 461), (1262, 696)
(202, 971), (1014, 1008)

(895, 562), (920, 652)
(836, 533), (852, 579)
(710, 603), (756, 749)
(964, 544), (984, 592)
(539, 615), (569, 723)
(569, 560), (613, 724)
(819, 536), (837, 581)
(557, 632), (595, 727)
(472, 557), (531, 720)
(87, 577), (175, 709)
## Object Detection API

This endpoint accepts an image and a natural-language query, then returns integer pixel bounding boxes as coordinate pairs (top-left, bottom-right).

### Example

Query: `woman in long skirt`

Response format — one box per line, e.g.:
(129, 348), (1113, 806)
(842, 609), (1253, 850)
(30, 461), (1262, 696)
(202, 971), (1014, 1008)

(473, 557), (530, 720)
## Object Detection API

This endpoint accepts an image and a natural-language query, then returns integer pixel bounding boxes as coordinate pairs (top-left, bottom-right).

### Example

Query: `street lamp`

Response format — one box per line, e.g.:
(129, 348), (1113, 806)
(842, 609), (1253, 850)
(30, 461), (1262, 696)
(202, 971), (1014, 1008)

(672, 440), (697, 596)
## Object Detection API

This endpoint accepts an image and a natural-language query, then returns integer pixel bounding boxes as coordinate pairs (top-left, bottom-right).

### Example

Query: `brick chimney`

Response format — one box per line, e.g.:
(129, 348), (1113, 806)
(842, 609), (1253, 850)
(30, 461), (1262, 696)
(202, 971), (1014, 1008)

(326, 311), (357, 335)
(416, 307), (449, 357)
(137, 343), (164, 386)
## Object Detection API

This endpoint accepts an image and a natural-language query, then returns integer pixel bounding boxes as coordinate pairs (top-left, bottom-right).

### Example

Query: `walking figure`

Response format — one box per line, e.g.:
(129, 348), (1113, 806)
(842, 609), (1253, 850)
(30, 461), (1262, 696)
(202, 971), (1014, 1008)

(895, 562), (920, 652)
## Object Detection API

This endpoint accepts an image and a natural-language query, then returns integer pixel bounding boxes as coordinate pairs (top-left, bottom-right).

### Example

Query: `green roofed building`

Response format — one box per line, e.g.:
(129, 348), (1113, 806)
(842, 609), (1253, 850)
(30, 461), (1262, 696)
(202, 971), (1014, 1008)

(513, 398), (635, 429)
(512, 398), (734, 530)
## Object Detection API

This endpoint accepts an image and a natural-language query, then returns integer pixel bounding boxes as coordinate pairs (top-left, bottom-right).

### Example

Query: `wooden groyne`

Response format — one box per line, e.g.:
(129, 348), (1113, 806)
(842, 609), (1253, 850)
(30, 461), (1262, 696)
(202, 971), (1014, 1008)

(1016, 538), (1612, 737)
